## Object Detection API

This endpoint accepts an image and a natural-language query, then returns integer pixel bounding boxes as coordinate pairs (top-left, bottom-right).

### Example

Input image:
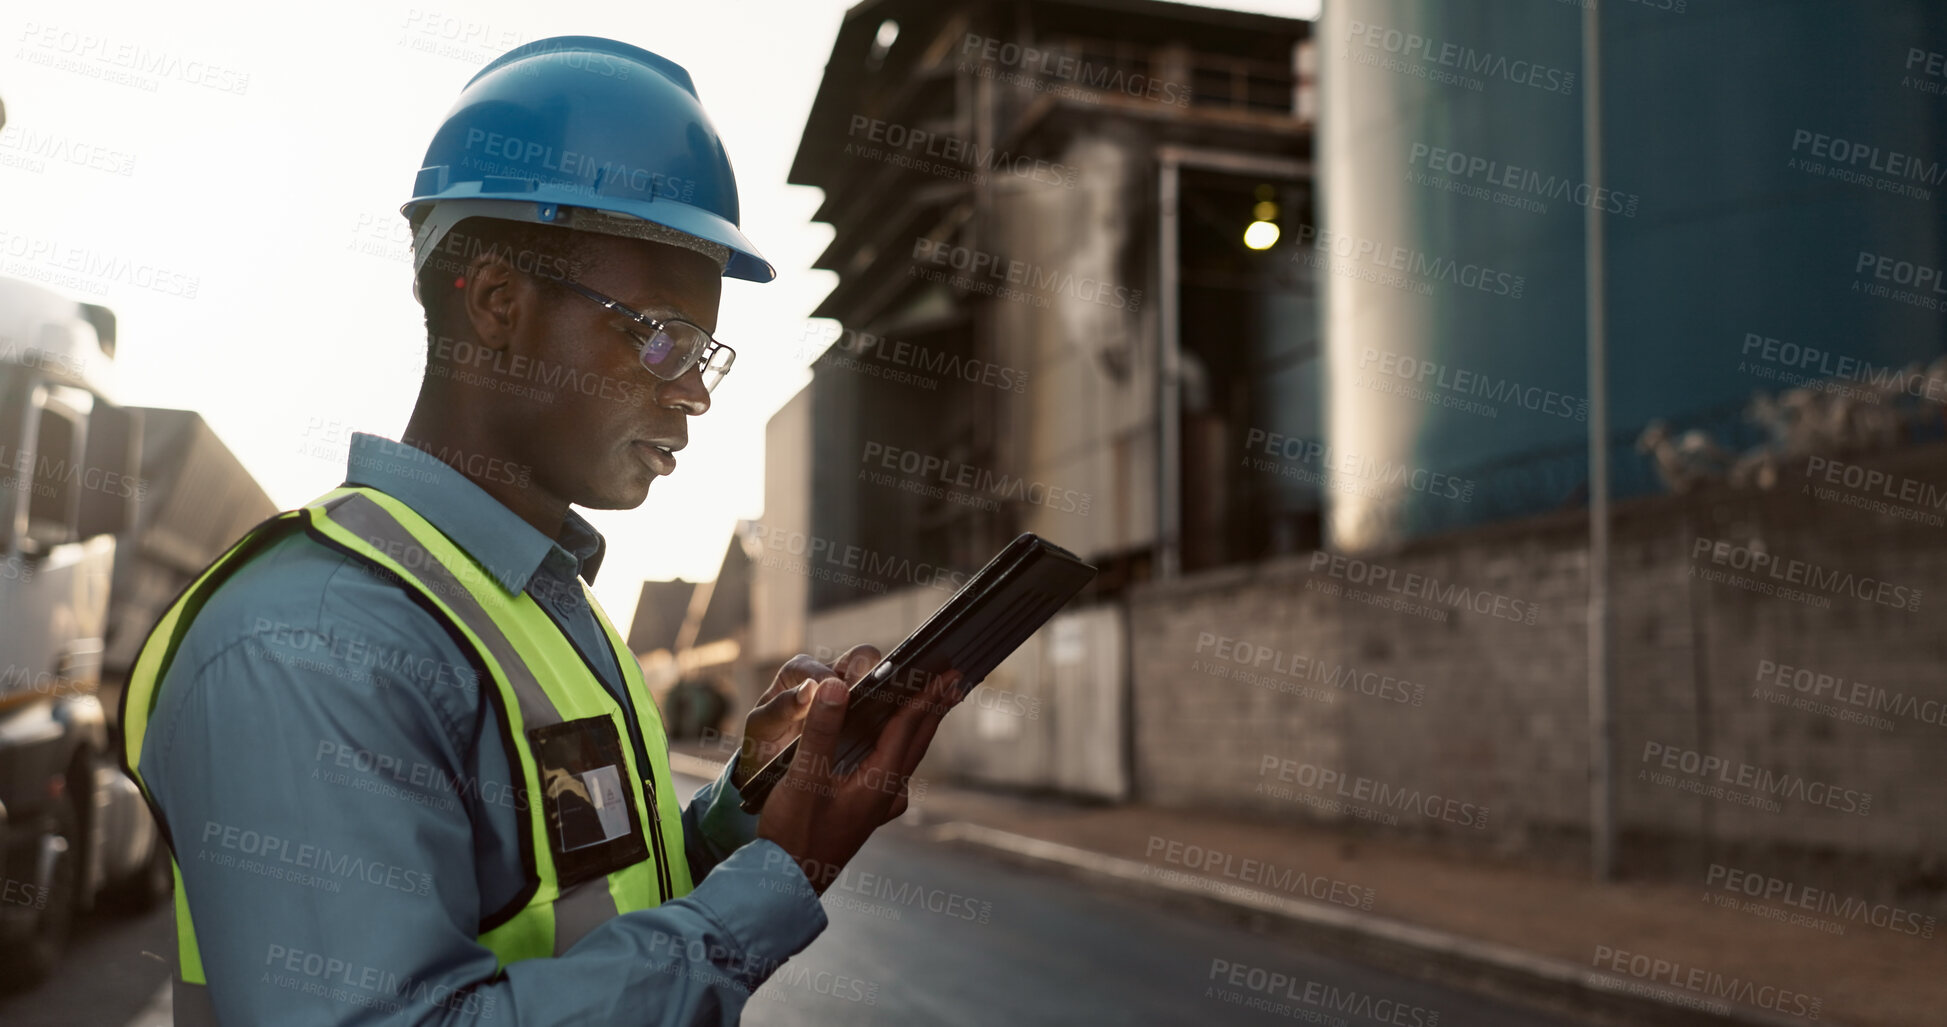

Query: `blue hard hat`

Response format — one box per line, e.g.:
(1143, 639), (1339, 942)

(402, 35), (773, 283)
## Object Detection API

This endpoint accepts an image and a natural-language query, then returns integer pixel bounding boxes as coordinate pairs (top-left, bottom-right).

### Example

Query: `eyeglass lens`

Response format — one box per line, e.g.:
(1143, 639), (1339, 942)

(638, 322), (732, 391)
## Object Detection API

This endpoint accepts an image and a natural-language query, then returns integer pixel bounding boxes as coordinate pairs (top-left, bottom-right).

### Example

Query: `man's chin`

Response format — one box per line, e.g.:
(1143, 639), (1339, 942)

(572, 465), (658, 514)
(578, 473), (656, 511)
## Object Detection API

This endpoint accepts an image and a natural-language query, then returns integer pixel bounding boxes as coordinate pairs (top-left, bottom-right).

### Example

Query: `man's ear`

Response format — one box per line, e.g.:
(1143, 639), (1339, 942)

(461, 254), (530, 349)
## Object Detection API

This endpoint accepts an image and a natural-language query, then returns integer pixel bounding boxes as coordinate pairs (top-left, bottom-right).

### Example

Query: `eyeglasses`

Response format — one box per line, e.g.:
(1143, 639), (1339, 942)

(549, 277), (736, 393)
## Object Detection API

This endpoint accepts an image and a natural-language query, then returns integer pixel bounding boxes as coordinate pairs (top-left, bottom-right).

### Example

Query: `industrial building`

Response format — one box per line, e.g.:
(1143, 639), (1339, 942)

(737, 0), (1312, 798)
(663, 0), (1946, 893)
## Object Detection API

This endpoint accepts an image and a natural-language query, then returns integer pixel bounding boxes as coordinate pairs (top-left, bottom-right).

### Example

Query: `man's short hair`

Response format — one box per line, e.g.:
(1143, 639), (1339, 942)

(414, 217), (596, 352)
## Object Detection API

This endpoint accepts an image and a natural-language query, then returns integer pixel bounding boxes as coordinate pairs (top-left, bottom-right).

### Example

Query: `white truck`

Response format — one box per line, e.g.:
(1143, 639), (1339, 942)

(0, 274), (172, 989)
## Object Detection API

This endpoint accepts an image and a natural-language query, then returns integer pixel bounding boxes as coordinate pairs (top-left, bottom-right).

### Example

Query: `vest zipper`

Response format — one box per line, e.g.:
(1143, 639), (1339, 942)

(638, 769), (675, 903)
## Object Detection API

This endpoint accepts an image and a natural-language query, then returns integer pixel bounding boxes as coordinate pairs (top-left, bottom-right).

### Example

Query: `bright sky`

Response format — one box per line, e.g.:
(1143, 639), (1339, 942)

(1, 0), (1314, 629)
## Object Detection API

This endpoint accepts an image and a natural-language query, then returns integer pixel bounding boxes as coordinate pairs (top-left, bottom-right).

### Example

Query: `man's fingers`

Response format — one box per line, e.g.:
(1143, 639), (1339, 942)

(759, 645), (878, 706)
(748, 679), (815, 732)
(856, 681), (934, 777)
(891, 671), (963, 778)
(738, 685), (814, 778)
(765, 653), (837, 704)
(860, 670), (961, 780)
(834, 644), (883, 686)
(780, 677), (848, 799)
(892, 675), (962, 778)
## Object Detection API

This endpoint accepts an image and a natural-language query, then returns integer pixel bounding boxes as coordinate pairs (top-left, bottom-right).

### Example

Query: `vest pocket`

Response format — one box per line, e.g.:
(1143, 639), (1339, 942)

(529, 716), (651, 888)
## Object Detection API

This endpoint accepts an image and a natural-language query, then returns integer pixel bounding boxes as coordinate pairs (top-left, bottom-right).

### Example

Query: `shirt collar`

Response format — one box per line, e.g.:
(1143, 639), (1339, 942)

(343, 432), (607, 595)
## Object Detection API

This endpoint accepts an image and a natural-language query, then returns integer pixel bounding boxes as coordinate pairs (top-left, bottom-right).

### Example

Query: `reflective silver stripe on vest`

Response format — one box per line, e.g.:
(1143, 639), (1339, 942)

(553, 877), (623, 956)
(319, 493), (620, 955)
(175, 975), (218, 1026)
(321, 494), (563, 734)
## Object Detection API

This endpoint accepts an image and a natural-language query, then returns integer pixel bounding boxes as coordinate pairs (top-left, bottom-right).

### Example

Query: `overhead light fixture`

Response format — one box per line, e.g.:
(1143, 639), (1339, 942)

(1244, 183), (1280, 250)
(869, 20), (899, 64)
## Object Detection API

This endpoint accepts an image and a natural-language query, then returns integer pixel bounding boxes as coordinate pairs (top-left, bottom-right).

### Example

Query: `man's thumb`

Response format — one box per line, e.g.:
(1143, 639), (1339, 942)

(796, 677), (848, 761)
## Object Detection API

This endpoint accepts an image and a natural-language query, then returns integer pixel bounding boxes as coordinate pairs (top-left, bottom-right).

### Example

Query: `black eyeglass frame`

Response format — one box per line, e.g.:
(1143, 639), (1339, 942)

(545, 276), (736, 392)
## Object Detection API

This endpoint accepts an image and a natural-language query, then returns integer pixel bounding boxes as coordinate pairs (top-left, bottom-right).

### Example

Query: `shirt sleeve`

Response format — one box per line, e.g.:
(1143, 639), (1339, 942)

(681, 761), (764, 882)
(144, 593), (827, 1026)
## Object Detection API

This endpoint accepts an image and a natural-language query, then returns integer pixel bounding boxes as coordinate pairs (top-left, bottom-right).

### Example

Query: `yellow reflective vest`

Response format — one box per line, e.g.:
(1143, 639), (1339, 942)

(120, 485), (693, 1023)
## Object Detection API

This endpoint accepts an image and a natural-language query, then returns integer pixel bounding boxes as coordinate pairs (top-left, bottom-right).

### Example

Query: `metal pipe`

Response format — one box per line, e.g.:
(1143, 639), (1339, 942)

(1157, 155), (1181, 580)
(1582, 2), (1616, 883)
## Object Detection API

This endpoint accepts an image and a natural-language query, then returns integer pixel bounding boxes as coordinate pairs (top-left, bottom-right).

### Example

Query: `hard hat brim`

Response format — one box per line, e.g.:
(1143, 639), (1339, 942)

(404, 194), (776, 284)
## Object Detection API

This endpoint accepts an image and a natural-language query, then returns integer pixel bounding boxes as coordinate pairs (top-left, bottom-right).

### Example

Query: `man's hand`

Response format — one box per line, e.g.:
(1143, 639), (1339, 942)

(732, 646), (881, 792)
(755, 669), (963, 894)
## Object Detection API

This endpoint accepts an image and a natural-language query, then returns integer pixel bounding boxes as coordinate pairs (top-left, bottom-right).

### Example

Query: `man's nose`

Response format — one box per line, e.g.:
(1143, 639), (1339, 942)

(656, 366), (711, 415)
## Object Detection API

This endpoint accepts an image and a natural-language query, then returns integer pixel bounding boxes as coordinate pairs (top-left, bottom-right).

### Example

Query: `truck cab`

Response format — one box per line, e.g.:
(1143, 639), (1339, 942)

(0, 275), (169, 990)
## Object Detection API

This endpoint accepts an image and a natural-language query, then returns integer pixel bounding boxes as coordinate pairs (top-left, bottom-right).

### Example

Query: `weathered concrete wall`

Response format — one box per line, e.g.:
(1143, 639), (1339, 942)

(1129, 443), (1947, 900)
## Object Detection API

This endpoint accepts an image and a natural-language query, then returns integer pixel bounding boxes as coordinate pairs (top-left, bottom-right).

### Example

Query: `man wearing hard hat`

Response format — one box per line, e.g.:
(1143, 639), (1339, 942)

(120, 37), (956, 1025)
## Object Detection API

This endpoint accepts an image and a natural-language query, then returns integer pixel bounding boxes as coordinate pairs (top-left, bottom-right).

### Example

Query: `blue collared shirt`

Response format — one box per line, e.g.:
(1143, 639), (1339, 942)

(140, 432), (826, 1025)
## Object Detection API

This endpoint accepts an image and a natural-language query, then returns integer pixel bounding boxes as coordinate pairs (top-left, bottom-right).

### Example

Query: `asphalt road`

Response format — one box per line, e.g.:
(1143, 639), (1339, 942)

(0, 772), (1578, 1026)
(731, 809), (1571, 1026)
(0, 895), (175, 1026)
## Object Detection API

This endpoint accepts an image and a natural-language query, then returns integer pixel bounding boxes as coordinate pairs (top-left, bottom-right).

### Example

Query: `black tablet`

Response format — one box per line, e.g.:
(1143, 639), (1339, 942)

(737, 532), (1097, 814)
